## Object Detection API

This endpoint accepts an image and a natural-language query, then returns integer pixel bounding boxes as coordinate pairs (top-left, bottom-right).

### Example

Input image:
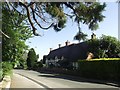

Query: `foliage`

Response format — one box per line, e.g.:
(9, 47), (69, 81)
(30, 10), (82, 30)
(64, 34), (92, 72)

(27, 48), (37, 69)
(87, 39), (103, 58)
(43, 55), (47, 64)
(2, 62), (13, 76)
(78, 60), (120, 81)
(2, 3), (32, 66)
(33, 62), (43, 70)
(36, 54), (39, 61)
(74, 32), (88, 42)
(87, 35), (120, 58)
(36, 62), (43, 68)
(16, 58), (28, 69)
(99, 35), (120, 58)
(0, 62), (2, 80)
(4, 2), (106, 36)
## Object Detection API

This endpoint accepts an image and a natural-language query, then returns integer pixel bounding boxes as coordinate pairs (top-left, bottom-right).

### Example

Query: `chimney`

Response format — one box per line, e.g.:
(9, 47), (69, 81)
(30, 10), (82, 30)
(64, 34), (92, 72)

(58, 44), (61, 48)
(91, 33), (96, 40)
(65, 40), (70, 46)
(50, 48), (52, 52)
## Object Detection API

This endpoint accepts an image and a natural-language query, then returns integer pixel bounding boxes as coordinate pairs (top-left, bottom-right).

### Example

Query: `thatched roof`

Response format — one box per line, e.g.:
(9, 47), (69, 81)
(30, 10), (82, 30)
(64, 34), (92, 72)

(46, 42), (89, 62)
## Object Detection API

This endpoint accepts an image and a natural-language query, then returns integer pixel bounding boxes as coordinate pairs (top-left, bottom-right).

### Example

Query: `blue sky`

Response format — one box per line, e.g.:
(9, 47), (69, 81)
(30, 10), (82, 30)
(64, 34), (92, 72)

(25, 2), (118, 60)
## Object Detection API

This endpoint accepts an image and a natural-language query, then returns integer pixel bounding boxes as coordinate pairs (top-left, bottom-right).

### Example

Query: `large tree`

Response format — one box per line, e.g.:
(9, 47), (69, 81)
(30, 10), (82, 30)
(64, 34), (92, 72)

(87, 35), (120, 58)
(99, 35), (120, 58)
(4, 1), (106, 37)
(2, 3), (32, 65)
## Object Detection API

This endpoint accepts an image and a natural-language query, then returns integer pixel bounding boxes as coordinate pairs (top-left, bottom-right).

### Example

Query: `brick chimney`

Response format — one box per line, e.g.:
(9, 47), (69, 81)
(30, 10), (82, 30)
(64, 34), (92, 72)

(58, 44), (61, 48)
(50, 48), (52, 52)
(91, 33), (96, 40)
(65, 40), (70, 46)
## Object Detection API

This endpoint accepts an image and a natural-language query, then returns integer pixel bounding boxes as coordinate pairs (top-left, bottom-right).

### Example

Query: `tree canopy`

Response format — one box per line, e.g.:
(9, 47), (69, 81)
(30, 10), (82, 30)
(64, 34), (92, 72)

(74, 32), (88, 42)
(87, 35), (120, 58)
(4, 2), (106, 36)
(2, 3), (32, 65)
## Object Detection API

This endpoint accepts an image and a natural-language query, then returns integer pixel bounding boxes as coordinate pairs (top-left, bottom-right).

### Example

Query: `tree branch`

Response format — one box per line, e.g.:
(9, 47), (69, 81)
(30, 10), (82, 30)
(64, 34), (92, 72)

(64, 13), (75, 18)
(64, 2), (81, 32)
(34, 11), (48, 23)
(19, 2), (37, 36)
(9, 3), (22, 15)
(0, 30), (10, 38)
(27, 2), (35, 7)
(64, 3), (76, 14)
(30, 7), (54, 30)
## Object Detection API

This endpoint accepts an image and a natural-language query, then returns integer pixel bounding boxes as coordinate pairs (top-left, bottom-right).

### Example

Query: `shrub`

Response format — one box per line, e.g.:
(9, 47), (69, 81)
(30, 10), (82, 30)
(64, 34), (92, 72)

(33, 62), (43, 70)
(2, 62), (13, 76)
(37, 62), (43, 68)
(78, 59), (120, 81)
(0, 62), (3, 81)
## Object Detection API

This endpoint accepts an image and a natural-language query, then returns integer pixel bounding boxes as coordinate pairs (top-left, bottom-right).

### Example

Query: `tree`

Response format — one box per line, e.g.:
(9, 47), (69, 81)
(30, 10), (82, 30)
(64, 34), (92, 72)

(74, 32), (88, 42)
(4, 2), (106, 36)
(27, 48), (37, 69)
(99, 35), (120, 58)
(87, 35), (120, 58)
(37, 54), (39, 61)
(87, 38), (103, 58)
(2, 3), (32, 66)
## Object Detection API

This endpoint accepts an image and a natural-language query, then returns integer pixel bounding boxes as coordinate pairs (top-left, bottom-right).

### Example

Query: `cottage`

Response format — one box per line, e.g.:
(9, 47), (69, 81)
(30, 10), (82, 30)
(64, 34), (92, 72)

(43, 33), (96, 69)
(44, 41), (89, 69)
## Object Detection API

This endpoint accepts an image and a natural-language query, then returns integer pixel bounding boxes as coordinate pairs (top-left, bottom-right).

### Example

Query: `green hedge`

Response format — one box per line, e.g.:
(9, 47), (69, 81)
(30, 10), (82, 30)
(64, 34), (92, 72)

(92, 58), (120, 61)
(78, 59), (120, 81)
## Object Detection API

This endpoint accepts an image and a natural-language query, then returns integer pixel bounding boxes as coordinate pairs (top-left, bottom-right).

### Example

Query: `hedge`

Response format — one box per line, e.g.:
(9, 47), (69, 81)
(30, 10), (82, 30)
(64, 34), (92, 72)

(91, 58), (120, 61)
(78, 59), (120, 81)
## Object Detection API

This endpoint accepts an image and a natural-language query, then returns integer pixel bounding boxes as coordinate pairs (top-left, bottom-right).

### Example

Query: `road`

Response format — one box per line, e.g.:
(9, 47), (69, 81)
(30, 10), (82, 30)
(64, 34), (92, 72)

(10, 69), (119, 89)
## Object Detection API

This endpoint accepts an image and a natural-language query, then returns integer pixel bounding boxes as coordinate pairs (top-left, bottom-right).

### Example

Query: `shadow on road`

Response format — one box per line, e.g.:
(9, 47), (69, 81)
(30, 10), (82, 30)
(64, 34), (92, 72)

(37, 71), (120, 88)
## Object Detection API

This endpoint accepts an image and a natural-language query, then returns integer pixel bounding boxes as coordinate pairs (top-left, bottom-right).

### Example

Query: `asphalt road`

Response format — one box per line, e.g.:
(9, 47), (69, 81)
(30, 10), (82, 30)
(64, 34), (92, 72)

(10, 69), (120, 89)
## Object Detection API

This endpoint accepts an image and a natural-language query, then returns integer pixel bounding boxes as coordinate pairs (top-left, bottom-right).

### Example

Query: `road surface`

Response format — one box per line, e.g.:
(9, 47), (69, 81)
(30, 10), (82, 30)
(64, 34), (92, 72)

(10, 69), (119, 89)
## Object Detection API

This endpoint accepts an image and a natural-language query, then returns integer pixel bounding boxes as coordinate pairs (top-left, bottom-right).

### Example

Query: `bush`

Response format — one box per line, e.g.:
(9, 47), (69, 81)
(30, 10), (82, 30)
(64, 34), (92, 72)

(78, 59), (120, 81)
(2, 62), (13, 76)
(33, 62), (43, 70)
(0, 62), (3, 81)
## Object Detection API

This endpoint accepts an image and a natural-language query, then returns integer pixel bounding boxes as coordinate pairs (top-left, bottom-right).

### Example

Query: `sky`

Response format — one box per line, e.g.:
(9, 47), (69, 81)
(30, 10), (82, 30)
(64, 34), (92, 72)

(25, 2), (118, 60)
